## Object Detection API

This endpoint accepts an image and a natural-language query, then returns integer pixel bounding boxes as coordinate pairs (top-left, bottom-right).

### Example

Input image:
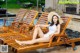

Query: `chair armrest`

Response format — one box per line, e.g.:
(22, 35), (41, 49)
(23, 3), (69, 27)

(48, 34), (64, 47)
(48, 33), (69, 47)
(19, 24), (34, 33)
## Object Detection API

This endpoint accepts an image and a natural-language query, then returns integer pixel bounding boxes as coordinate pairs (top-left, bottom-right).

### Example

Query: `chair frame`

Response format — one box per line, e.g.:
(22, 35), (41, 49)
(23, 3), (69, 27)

(8, 16), (80, 53)
(1, 14), (80, 53)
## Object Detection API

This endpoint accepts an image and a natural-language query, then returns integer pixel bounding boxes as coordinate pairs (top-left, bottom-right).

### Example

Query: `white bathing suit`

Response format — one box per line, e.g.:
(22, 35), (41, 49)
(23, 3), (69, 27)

(44, 24), (57, 37)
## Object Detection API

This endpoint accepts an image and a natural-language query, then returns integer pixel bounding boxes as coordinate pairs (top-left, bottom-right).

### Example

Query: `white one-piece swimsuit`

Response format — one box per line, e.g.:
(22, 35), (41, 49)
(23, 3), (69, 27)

(44, 24), (57, 37)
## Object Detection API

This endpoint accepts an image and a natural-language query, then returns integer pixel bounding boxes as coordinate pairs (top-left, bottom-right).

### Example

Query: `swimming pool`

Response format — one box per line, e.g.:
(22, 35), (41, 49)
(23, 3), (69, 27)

(0, 18), (14, 27)
(0, 18), (38, 27)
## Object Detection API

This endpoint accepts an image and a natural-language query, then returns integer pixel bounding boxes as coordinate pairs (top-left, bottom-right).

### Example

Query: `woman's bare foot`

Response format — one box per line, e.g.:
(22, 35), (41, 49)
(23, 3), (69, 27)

(15, 39), (35, 45)
(15, 39), (23, 45)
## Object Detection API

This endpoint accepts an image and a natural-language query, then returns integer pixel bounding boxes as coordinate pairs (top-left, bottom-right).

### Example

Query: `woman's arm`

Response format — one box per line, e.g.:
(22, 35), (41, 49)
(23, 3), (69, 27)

(36, 24), (49, 27)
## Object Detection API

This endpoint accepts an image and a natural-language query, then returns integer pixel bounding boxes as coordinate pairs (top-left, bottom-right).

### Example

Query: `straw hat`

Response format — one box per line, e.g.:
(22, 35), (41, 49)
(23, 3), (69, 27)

(48, 11), (63, 24)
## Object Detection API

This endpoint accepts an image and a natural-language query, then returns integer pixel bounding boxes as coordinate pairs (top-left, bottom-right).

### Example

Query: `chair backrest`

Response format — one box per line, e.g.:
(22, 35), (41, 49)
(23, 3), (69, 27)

(60, 16), (72, 35)
(36, 12), (48, 25)
(23, 10), (38, 25)
(14, 9), (27, 22)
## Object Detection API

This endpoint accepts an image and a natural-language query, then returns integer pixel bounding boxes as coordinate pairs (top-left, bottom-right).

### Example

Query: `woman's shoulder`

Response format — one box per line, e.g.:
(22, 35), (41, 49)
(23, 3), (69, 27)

(57, 24), (60, 27)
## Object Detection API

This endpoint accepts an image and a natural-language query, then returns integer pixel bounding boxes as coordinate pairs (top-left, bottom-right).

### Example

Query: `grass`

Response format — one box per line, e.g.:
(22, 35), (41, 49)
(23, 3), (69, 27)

(1, 3), (22, 9)
(1, 3), (37, 9)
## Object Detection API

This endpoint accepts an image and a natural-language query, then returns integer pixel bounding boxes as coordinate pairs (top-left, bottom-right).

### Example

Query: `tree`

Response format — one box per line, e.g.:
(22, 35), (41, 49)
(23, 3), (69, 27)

(0, 0), (4, 5)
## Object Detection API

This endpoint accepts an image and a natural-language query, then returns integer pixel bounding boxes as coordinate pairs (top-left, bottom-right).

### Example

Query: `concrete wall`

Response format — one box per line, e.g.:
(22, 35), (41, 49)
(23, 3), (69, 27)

(45, 0), (80, 14)
(45, 0), (54, 9)
(45, 0), (65, 11)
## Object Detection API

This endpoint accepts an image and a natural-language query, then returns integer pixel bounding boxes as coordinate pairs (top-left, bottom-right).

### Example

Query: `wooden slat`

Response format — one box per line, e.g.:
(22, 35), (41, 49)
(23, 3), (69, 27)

(14, 9), (28, 23)
(37, 12), (48, 25)
(19, 10), (38, 34)
(60, 16), (72, 34)
(8, 38), (80, 53)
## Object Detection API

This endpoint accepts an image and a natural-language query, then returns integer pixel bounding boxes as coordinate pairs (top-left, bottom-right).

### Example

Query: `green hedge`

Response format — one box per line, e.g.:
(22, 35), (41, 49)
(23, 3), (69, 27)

(1, 0), (45, 9)
(0, 0), (4, 5)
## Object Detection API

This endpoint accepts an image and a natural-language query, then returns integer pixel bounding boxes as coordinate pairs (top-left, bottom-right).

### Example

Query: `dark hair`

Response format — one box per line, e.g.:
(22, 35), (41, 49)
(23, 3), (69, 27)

(50, 15), (59, 26)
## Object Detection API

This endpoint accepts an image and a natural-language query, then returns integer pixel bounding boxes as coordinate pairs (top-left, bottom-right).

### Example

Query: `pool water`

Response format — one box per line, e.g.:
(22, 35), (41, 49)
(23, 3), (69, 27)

(0, 18), (14, 27)
(0, 18), (38, 27)
(0, 19), (4, 27)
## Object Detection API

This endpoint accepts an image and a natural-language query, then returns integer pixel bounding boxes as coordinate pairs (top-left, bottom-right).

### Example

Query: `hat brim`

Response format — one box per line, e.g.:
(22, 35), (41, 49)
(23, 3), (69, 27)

(48, 12), (63, 24)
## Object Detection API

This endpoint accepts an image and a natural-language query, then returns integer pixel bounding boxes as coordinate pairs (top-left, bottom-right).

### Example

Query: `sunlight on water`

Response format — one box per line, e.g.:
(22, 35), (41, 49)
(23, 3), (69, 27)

(34, 19), (38, 25)
(0, 18), (14, 27)
(0, 18), (38, 27)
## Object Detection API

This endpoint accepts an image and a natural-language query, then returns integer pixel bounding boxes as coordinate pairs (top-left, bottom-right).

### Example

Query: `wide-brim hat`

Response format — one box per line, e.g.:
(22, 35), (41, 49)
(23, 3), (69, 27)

(48, 11), (63, 24)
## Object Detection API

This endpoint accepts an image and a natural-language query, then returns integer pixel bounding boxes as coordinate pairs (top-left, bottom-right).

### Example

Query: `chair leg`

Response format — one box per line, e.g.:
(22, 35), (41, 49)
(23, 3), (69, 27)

(73, 46), (77, 51)
(71, 42), (77, 51)
(64, 37), (70, 44)
(57, 37), (61, 43)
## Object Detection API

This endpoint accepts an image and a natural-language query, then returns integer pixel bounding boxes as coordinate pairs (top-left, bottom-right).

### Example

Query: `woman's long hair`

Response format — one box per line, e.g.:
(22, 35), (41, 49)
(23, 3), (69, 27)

(50, 15), (59, 26)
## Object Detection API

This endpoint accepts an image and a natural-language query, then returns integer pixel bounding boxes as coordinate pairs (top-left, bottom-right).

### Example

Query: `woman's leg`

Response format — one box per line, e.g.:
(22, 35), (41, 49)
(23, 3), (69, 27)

(15, 25), (46, 45)
(38, 26), (44, 37)
(32, 26), (44, 40)
(15, 25), (39, 45)
(32, 26), (39, 40)
(15, 37), (50, 45)
(32, 37), (49, 43)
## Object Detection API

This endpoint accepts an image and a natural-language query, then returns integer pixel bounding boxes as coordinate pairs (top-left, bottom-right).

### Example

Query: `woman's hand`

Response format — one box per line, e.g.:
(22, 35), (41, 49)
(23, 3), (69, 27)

(37, 25), (40, 27)
(35, 24), (40, 27)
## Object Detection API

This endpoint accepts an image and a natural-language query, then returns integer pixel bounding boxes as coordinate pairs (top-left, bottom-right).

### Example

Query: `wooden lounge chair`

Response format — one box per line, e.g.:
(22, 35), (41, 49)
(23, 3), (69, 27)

(0, 12), (48, 45)
(4, 10), (38, 33)
(6, 16), (77, 53)
(36, 12), (49, 33)
(0, 10), (38, 44)
(0, 9), (28, 33)
(19, 12), (47, 34)
(20, 12), (49, 35)
(18, 10), (38, 33)
(48, 16), (72, 47)
(0, 12), (48, 44)
(0, 33), (31, 44)
(9, 9), (28, 31)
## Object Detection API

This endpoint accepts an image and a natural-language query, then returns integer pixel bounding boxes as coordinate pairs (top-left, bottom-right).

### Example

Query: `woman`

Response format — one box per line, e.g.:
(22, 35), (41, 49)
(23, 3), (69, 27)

(15, 14), (60, 45)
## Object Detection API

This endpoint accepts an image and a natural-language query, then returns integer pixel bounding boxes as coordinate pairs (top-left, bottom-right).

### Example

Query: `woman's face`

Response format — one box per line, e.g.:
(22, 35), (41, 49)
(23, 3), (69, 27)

(53, 16), (58, 23)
